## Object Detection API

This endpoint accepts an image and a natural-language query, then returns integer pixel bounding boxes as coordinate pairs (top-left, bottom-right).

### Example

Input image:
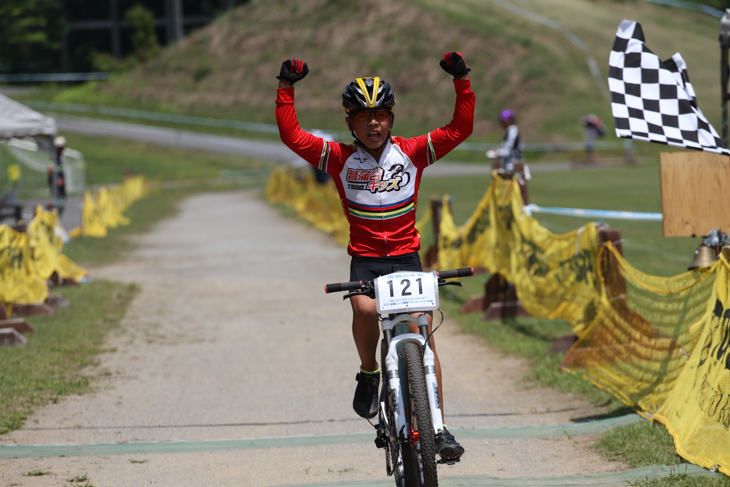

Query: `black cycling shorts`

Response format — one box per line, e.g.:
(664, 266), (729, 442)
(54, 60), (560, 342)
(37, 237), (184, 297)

(349, 253), (433, 316)
(349, 252), (424, 282)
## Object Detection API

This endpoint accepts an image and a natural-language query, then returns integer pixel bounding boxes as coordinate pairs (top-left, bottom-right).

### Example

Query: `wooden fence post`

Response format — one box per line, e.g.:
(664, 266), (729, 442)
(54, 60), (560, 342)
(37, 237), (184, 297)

(422, 196), (451, 269)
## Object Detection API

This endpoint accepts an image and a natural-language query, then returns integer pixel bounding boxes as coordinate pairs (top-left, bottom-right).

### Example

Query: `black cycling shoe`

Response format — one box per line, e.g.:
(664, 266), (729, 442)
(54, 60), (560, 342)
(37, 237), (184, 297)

(435, 427), (465, 460)
(353, 370), (380, 419)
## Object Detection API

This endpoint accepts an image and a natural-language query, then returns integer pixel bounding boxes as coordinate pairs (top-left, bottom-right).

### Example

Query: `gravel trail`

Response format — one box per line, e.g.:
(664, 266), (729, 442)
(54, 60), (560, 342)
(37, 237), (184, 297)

(0, 189), (626, 487)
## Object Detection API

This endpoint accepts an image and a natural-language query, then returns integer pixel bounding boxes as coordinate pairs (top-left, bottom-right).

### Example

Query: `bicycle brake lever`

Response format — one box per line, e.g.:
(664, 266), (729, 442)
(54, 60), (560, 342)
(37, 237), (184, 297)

(439, 280), (463, 288)
(343, 283), (375, 300)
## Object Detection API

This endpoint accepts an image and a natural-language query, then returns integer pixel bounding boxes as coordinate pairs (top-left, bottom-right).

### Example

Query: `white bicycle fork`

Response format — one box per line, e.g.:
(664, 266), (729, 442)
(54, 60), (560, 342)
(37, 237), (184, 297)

(381, 316), (444, 441)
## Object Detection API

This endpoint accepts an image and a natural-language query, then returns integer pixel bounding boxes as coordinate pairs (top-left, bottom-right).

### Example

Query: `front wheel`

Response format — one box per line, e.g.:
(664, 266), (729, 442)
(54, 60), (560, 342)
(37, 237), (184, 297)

(401, 342), (438, 487)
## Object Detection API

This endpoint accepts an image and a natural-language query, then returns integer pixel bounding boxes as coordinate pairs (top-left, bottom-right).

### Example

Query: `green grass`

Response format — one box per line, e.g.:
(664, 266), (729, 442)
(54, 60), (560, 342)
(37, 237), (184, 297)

(60, 131), (271, 267)
(63, 133), (271, 186)
(62, 185), (197, 267)
(0, 280), (137, 434)
(418, 158), (699, 278)
(25, 470), (52, 476)
(275, 159), (716, 480)
(630, 471), (730, 487)
(0, 131), (272, 434)
(597, 421), (684, 468)
(0, 185), (256, 434)
(10, 0), (721, 155)
(597, 422), (730, 486)
(416, 159), (714, 480)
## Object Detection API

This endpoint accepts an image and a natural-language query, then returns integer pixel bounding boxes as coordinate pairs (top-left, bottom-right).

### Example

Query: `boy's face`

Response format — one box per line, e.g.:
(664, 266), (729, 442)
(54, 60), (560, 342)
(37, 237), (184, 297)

(346, 109), (394, 150)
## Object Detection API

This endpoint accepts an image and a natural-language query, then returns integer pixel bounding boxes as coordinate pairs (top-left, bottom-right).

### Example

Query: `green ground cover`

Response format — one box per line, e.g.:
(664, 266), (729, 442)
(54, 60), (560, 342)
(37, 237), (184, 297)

(10, 0), (721, 156)
(0, 135), (266, 433)
(274, 153), (715, 481)
(2, 0), (724, 471)
(0, 131), (721, 483)
(63, 132), (271, 185)
(0, 280), (137, 434)
(416, 157), (711, 479)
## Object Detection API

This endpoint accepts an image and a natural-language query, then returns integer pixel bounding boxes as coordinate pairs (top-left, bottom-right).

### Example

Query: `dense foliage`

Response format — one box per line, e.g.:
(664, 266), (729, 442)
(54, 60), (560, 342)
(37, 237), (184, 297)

(0, 0), (64, 73)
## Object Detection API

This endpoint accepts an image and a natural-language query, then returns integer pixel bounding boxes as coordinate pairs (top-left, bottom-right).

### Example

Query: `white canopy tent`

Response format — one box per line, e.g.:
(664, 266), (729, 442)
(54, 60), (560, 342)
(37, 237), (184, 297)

(0, 94), (56, 139)
(0, 95), (85, 198)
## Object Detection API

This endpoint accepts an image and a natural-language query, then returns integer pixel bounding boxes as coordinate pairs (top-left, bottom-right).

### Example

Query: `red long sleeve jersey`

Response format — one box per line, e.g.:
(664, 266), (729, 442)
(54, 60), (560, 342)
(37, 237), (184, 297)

(276, 79), (475, 257)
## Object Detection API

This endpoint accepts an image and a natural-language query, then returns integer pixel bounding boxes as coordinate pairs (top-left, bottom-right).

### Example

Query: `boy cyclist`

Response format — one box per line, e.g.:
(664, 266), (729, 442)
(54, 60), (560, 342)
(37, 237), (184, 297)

(275, 52), (474, 460)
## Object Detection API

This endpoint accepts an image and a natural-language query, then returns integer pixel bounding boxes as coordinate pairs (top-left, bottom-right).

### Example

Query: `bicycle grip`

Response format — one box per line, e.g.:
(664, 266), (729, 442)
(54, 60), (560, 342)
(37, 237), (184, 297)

(324, 280), (363, 293)
(437, 267), (474, 279)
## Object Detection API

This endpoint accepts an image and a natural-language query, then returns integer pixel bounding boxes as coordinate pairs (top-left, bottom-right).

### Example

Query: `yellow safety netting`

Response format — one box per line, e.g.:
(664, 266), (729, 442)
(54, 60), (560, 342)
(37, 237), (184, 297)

(27, 205), (86, 282)
(562, 244), (730, 475)
(77, 176), (146, 238)
(0, 225), (49, 305)
(266, 167), (349, 247)
(265, 166), (730, 474)
(266, 168), (603, 334)
(0, 206), (89, 309)
(437, 172), (603, 335)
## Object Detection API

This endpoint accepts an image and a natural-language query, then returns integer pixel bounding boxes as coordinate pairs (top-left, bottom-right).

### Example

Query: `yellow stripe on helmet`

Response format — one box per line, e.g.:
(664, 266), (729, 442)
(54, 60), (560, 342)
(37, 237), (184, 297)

(356, 77), (381, 108)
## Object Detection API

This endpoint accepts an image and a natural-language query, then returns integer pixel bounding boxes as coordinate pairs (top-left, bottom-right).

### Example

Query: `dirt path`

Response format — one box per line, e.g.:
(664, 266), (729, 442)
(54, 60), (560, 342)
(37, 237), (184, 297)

(1, 189), (627, 486)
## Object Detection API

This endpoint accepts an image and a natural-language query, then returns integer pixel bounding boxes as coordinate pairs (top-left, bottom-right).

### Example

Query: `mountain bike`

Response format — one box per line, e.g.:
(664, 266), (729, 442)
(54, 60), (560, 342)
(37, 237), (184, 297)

(325, 267), (474, 487)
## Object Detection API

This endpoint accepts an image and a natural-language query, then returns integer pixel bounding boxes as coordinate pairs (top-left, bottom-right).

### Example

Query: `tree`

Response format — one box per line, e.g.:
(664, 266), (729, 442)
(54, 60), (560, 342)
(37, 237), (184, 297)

(125, 4), (161, 62)
(0, 0), (64, 73)
(92, 4), (161, 74)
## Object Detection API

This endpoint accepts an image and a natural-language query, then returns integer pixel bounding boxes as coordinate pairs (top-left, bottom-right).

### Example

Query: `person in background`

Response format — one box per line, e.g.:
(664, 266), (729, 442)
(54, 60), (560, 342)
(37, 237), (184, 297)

(49, 136), (67, 216)
(486, 109), (531, 202)
(580, 114), (606, 164)
(486, 109), (522, 173)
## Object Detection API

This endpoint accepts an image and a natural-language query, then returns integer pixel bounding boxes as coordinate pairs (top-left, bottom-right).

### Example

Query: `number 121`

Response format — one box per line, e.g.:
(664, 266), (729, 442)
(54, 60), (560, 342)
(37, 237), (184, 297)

(388, 278), (422, 297)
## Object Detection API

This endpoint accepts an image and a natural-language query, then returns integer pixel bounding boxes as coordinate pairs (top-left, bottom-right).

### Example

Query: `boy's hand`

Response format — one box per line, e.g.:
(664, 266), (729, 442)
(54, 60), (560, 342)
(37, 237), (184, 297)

(277, 59), (309, 85)
(439, 52), (470, 79)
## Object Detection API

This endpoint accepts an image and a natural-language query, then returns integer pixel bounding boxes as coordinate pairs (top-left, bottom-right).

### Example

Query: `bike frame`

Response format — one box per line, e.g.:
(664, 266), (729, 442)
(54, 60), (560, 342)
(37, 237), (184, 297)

(324, 266), (472, 484)
(380, 313), (443, 444)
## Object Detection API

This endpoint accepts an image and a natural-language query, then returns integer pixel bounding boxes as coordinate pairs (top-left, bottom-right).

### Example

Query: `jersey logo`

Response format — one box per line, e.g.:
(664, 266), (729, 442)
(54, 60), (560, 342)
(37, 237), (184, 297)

(345, 164), (411, 193)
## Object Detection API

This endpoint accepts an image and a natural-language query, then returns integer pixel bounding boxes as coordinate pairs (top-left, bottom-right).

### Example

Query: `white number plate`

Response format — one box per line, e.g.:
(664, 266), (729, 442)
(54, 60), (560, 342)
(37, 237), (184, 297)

(374, 271), (439, 314)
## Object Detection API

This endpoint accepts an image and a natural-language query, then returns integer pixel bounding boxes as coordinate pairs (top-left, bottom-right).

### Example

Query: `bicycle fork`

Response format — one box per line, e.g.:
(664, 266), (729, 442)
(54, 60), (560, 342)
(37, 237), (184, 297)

(381, 314), (444, 442)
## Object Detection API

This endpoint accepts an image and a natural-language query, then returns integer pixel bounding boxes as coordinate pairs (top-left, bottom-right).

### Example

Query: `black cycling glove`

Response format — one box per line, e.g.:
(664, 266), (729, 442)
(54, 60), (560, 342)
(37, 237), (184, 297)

(277, 59), (309, 85)
(439, 52), (471, 79)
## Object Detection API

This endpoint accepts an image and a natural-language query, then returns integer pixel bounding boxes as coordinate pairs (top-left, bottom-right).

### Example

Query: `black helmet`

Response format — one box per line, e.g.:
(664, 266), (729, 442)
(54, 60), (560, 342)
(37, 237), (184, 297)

(342, 77), (396, 115)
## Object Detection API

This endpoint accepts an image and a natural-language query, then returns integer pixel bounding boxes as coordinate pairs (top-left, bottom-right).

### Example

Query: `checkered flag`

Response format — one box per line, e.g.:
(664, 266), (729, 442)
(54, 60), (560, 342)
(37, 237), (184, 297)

(608, 20), (730, 155)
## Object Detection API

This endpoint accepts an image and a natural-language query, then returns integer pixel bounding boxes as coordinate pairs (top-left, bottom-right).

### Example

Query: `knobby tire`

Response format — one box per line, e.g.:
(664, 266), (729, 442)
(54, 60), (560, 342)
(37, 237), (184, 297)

(402, 342), (438, 487)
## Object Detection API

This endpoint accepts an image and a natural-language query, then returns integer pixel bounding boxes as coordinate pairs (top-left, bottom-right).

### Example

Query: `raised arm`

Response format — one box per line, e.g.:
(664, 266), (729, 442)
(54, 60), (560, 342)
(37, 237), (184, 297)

(430, 52), (475, 158)
(274, 59), (327, 165)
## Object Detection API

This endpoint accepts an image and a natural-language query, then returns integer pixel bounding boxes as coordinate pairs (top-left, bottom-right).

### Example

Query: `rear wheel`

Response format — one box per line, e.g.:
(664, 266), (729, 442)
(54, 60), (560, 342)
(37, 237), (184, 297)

(401, 342), (438, 487)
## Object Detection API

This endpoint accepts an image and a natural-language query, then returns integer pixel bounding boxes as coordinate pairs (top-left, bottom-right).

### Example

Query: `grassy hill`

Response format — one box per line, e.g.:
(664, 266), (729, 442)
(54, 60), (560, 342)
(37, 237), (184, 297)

(41, 0), (722, 153)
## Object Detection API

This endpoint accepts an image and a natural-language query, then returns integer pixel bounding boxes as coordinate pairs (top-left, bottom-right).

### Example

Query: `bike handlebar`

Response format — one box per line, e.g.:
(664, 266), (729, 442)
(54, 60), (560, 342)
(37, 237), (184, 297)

(323, 268), (474, 294)
(324, 280), (364, 294)
(436, 267), (474, 279)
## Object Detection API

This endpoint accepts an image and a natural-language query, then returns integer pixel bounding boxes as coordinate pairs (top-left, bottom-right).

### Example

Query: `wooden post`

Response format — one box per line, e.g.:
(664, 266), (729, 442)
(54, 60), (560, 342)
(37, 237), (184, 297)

(480, 277), (531, 321)
(422, 196), (451, 269)
(459, 272), (530, 321)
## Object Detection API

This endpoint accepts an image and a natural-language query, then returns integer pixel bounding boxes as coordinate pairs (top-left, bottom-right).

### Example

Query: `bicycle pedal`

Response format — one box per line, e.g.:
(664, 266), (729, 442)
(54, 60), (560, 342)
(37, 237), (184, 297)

(437, 457), (461, 465)
(374, 430), (388, 449)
